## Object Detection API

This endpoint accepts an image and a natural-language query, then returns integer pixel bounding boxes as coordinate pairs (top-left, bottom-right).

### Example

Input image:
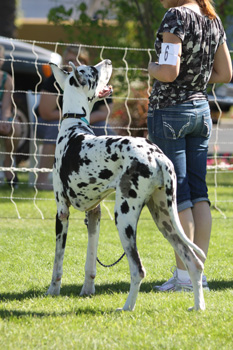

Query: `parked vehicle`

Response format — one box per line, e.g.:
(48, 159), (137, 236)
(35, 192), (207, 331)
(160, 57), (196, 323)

(208, 82), (233, 112)
(0, 37), (62, 163)
(208, 57), (233, 117)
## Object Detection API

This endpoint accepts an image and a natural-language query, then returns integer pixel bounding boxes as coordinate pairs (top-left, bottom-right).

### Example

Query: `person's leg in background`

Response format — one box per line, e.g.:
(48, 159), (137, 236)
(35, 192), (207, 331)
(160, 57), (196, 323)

(192, 201), (212, 261)
(147, 102), (211, 290)
(4, 118), (21, 185)
(37, 143), (56, 190)
(36, 119), (59, 190)
(170, 104), (212, 287)
(175, 202), (212, 266)
(185, 118), (212, 263)
(174, 128), (212, 288)
(147, 106), (195, 288)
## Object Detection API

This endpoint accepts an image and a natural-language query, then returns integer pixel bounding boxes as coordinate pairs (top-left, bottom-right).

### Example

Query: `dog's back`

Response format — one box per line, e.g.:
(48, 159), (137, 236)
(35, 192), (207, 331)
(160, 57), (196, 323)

(54, 121), (165, 212)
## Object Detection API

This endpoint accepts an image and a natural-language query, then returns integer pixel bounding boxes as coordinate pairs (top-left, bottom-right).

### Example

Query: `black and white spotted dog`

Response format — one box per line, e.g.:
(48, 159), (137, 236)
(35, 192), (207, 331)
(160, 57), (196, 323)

(47, 59), (206, 311)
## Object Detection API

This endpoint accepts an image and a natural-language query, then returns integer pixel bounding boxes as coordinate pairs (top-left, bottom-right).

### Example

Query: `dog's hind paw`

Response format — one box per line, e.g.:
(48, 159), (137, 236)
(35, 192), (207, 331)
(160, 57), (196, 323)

(46, 283), (61, 296)
(80, 282), (95, 296)
(188, 304), (206, 312)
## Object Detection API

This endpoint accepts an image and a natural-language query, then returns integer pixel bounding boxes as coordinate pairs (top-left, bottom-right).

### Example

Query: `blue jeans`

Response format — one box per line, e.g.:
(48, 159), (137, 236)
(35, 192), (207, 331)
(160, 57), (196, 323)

(37, 116), (59, 144)
(91, 121), (116, 136)
(147, 100), (212, 212)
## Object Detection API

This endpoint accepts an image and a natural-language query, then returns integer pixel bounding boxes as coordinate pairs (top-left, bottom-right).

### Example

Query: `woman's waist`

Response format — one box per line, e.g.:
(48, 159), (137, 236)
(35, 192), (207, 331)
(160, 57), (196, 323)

(149, 86), (207, 109)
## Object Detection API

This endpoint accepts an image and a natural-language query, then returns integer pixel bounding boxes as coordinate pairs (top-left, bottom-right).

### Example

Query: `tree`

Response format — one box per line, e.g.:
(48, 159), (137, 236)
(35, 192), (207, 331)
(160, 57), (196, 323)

(47, 1), (165, 49)
(0, 0), (16, 38)
(47, 0), (233, 48)
(216, 0), (233, 22)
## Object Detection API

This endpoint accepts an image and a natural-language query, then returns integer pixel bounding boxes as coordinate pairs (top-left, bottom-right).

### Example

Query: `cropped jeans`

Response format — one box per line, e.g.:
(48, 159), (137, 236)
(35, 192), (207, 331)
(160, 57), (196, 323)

(147, 100), (212, 212)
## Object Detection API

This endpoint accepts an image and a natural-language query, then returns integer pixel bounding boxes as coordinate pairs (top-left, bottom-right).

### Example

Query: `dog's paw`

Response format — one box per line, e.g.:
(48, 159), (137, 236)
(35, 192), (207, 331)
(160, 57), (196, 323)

(188, 304), (206, 312)
(80, 282), (95, 296)
(116, 308), (124, 312)
(46, 283), (61, 296)
(116, 307), (133, 312)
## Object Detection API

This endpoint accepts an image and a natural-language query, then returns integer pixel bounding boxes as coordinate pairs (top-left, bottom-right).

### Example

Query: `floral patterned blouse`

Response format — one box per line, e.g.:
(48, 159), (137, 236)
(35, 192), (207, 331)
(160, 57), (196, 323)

(149, 7), (226, 109)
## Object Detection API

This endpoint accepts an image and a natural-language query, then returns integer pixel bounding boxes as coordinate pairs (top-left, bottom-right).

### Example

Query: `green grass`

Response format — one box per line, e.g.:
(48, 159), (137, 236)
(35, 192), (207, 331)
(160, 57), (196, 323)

(0, 172), (233, 349)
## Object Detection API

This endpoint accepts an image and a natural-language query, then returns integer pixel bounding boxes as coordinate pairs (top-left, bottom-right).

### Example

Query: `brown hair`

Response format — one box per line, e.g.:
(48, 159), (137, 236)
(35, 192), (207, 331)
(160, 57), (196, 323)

(196, 0), (217, 20)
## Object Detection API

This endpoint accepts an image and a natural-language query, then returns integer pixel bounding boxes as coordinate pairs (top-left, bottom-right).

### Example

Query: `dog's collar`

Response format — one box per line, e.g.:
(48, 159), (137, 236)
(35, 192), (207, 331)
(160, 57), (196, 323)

(62, 113), (89, 125)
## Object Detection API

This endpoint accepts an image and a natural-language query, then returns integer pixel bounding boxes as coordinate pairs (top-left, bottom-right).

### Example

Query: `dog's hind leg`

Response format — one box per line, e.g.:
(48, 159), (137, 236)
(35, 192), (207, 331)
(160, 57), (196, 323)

(46, 211), (69, 296)
(80, 205), (101, 296)
(147, 188), (205, 311)
(114, 195), (146, 311)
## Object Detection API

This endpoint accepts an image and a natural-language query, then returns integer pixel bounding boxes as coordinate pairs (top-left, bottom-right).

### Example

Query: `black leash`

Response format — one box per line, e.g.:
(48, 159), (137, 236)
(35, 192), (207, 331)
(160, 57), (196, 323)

(96, 252), (125, 268)
(84, 217), (125, 268)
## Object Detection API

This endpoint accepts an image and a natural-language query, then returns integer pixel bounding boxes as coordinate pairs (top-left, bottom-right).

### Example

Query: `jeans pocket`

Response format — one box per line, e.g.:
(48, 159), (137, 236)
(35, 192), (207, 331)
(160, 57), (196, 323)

(162, 113), (191, 140)
(147, 109), (154, 140)
(200, 114), (212, 138)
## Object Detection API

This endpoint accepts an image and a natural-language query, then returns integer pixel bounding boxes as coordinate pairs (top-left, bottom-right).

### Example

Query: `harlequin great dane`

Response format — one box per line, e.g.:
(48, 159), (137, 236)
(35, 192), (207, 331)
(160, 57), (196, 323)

(46, 59), (206, 311)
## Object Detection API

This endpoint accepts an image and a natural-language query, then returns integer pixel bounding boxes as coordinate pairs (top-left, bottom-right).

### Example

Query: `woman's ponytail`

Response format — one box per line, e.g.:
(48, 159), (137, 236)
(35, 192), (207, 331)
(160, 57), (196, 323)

(196, 0), (217, 19)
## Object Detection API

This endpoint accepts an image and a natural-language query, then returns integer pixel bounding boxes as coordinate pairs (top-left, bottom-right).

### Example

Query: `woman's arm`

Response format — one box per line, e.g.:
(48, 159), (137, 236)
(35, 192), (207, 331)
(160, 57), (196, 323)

(90, 102), (113, 124)
(208, 42), (232, 84)
(1, 73), (13, 119)
(148, 32), (182, 83)
(38, 91), (61, 121)
(0, 73), (13, 135)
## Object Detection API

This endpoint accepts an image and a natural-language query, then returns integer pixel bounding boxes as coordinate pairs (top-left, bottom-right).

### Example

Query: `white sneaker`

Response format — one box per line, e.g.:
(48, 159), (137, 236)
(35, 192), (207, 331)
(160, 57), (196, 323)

(154, 266), (210, 292)
(153, 266), (178, 292)
(202, 275), (210, 291)
(175, 278), (193, 292)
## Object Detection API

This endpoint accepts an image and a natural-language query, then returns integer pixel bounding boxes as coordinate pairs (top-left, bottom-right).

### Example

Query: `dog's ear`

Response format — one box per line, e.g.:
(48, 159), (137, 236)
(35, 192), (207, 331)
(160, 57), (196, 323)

(50, 63), (68, 91)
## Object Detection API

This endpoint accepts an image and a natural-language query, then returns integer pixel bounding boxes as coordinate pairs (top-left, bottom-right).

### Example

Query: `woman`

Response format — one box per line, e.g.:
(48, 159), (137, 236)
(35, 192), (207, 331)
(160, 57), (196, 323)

(0, 45), (21, 187)
(147, 0), (232, 291)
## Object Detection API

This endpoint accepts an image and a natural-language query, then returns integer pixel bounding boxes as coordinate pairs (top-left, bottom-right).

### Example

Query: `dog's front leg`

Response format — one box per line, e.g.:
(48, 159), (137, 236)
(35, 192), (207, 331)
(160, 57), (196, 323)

(47, 212), (69, 296)
(80, 205), (101, 296)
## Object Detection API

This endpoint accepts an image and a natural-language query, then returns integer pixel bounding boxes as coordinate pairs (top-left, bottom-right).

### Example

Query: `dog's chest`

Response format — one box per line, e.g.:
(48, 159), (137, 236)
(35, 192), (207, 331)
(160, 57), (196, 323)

(54, 131), (123, 208)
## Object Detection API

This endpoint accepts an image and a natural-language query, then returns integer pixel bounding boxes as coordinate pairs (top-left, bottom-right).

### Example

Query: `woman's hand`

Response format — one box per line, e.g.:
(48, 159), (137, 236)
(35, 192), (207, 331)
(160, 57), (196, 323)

(0, 120), (12, 136)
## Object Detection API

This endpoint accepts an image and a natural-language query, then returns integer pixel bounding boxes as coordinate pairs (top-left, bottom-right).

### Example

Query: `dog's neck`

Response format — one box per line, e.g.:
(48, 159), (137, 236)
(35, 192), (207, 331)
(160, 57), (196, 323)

(62, 88), (94, 124)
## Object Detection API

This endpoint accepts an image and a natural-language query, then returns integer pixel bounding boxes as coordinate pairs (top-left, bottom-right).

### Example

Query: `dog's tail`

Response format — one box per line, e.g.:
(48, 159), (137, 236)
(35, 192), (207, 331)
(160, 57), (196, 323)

(159, 157), (206, 261)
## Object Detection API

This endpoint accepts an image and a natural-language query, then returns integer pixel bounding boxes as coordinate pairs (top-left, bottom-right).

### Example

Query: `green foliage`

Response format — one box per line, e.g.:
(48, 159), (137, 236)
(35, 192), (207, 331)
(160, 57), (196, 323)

(46, 0), (233, 87)
(47, 1), (233, 50)
(48, 2), (117, 47)
(107, 0), (165, 48)
(47, 5), (73, 24)
(215, 0), (233, 23)
(47, 1), (165, 49)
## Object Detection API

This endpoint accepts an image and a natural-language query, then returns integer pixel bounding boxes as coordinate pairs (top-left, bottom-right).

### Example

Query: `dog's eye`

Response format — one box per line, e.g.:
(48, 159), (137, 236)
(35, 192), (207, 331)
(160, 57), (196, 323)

(79, 70), (85, 74)
(91, 67), (98, 76)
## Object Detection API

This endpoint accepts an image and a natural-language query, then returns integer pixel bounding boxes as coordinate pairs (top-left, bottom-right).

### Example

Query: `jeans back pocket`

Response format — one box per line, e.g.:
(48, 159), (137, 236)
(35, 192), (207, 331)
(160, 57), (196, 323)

(200, 114), (212, 139)
(162, 113), (191, 140)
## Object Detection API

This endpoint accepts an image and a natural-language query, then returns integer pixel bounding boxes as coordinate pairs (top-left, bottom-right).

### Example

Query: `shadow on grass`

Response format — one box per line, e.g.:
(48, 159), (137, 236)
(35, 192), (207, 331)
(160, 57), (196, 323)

(0, 289), (45, 301)
(0, 306), (106, 319)
(0, 281), (148, 302)
(0, 279), (232, 319)
(1, 279), (232, 302)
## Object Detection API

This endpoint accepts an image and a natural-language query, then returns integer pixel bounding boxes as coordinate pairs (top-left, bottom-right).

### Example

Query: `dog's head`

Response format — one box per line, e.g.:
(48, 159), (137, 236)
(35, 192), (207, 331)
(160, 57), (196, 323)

(50, 59), (113, 118)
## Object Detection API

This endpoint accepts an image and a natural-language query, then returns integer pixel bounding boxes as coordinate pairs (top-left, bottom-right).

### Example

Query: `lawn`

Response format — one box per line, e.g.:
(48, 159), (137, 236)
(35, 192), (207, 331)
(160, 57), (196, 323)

(0, 171), (233, 349)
